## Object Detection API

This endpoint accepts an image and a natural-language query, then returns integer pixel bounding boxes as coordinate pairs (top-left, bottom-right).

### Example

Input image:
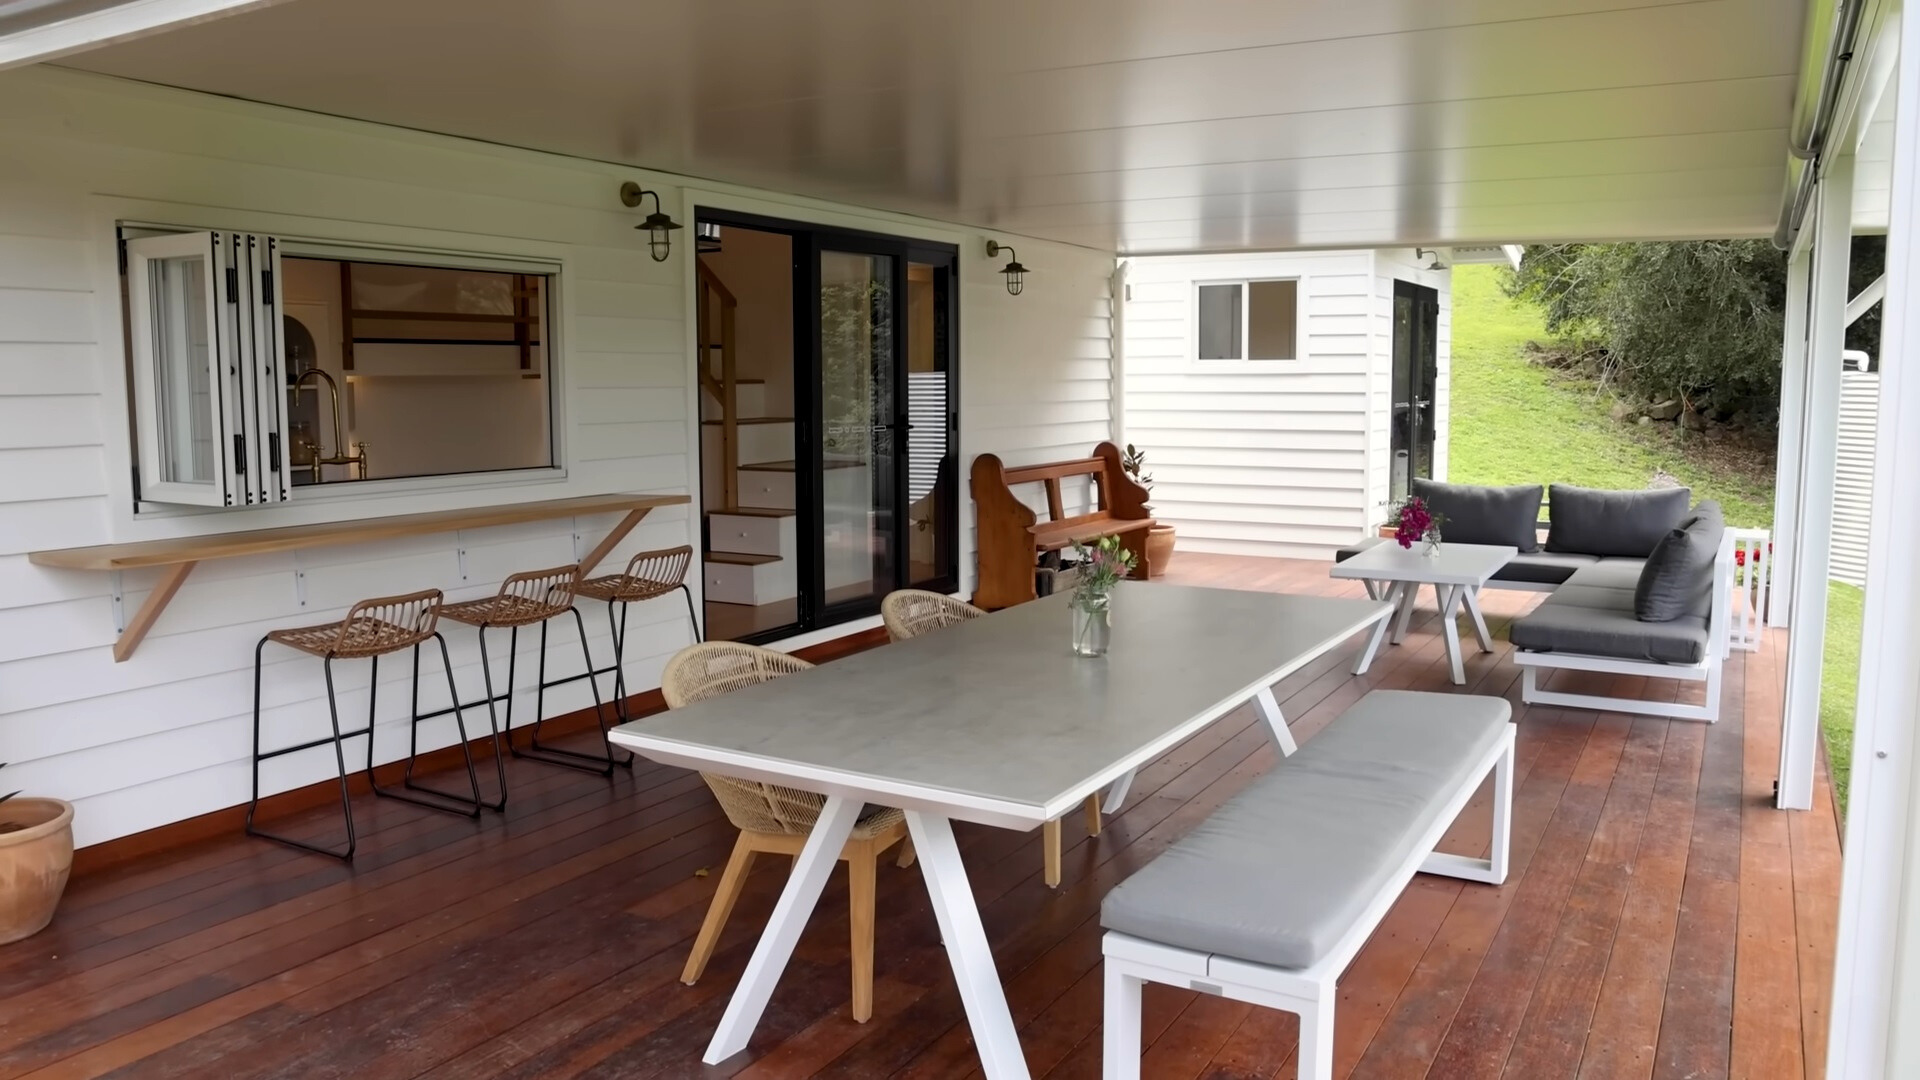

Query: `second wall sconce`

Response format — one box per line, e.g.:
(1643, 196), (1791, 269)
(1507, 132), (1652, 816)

(986, 240), (1027, 296)
(620, 182), (683, 262)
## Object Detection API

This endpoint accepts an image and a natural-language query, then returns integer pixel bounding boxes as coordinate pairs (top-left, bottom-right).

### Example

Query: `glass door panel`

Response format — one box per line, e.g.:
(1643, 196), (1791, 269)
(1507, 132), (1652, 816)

(817, 247), (899, 612)
(905, 256), (957, 591)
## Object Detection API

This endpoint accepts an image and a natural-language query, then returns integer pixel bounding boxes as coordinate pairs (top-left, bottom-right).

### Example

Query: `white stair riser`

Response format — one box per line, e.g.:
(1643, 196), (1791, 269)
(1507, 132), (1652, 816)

(701, 381), (768, 421)
(702, 422), (792, 468)
(708, 512), (795, 559)
(738, 468), (795, 510)
(704, 558), (797, 605)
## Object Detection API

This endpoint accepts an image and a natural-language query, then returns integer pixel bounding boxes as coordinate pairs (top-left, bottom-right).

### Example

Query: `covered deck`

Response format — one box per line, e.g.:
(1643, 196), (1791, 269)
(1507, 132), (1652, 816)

(0, 554), (1839, 1079)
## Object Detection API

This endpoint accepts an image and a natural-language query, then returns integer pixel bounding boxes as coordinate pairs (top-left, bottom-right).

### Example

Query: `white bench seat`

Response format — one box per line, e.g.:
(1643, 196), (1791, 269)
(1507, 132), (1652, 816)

(1100, 689), (1515, 1080)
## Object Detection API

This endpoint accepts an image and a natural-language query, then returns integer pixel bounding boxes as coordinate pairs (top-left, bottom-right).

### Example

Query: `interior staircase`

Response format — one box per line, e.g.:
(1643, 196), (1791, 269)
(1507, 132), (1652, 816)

(697, 262), (798, 608)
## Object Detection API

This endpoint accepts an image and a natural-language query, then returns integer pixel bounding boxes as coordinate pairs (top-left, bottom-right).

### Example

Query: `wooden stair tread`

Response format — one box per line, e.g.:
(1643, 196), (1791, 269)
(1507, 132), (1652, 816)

(708, 507), (797, 518)
(705, 551), (783, 566)
(739, 459), (866, 472)
(700, 417), (793, 425)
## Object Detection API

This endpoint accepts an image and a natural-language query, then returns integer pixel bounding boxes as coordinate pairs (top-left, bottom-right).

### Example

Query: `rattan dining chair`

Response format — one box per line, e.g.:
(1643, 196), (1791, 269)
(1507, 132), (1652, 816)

(879, 588), (984, 642)
(662, 641), (914, 1024)
(879, 588), (1098, 889)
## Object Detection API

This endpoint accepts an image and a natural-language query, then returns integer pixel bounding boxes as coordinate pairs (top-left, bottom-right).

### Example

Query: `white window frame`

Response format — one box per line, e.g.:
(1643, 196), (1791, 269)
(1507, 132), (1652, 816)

(122, 224), (568, 513)
(1192, 277), (1304, 364)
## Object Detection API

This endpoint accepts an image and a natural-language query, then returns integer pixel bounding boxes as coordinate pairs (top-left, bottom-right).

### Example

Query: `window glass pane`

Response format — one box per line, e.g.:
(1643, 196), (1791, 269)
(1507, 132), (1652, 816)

(906, 258), (955, 590)
(1197, 283), (1242, 359)
(149, 255), (215, 485)
(1247, 279), (1299, 360)
(280, 257), (555, 484)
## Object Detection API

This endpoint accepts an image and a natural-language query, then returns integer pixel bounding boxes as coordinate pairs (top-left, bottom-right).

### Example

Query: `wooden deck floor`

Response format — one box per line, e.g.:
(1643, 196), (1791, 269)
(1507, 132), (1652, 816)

(0, 554), (1840, 1079)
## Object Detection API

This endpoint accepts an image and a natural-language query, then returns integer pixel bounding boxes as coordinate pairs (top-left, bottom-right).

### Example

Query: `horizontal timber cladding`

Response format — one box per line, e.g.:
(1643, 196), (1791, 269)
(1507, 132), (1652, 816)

(0, 66), (1114, 847)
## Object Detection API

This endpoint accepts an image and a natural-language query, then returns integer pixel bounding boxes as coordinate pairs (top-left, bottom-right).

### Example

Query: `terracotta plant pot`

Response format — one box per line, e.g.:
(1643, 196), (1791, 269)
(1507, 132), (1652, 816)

(1145, 523), (1177, 579)
(0, 798), (74, 945)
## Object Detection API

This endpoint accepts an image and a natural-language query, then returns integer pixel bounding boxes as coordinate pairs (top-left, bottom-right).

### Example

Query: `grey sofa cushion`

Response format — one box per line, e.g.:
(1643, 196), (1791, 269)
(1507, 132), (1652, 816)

(1635, 501), (1725, 622)
(1510, 561), (1709, 663)
(1545, 484), (1692, 558)
(1100, 690), (1511, 970)
(1411, 479), (1543, 552)
(1335, 535), (1388, 563)
(1491, 551), (1599, 586)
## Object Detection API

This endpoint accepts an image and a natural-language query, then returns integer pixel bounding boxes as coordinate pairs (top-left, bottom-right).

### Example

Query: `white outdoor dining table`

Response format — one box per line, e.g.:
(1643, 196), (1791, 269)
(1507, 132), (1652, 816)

(607, 582), (1393, 1078)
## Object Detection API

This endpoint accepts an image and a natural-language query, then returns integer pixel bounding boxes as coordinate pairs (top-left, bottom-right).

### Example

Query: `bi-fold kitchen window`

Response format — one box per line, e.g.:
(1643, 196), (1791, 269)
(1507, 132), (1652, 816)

(122, 229), (560, 510)
(125, 230), (290, 507)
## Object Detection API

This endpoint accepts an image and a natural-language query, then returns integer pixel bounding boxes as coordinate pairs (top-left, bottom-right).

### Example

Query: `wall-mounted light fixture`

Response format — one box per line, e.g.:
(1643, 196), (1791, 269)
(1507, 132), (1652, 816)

(619, 182), (683, 262)
(1415, 247), (1446, 271)
(986, 240), (1027, 296)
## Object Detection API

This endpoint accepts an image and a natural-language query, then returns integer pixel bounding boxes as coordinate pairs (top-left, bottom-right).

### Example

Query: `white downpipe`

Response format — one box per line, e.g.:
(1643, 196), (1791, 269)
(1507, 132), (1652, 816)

(1779, 151), (1855, 813)
(1109, 259), (1129, 450)
(1770, 243), (1813, 628)
(1832, 4), (1920, 1072)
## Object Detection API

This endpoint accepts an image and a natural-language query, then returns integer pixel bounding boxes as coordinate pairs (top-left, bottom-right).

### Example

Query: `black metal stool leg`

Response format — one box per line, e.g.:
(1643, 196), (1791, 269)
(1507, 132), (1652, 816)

(381, 635), (491, 816)
(516, 609), (628, 774)
(365, 651), (481, 819)
(246, 646), (358, 860)
(463, 623), (511, 811)
(679, 583), (702, 643)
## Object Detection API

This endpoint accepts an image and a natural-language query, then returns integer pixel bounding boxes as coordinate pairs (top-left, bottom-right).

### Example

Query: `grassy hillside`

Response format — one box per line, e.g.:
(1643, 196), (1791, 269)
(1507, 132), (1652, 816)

(1446, 264), (1859, 813)
(1448, 266), (1775, 526)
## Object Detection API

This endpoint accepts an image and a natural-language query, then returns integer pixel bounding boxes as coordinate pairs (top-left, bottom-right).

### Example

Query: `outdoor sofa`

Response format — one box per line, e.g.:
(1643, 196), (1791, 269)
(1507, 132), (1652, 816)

(1337, 479), (1734, 722)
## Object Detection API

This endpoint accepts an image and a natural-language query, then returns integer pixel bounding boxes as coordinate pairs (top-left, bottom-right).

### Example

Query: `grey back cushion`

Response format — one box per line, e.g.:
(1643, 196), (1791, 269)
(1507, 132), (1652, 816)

(1546, 484), (1692, 558)
(1410, 479), (1543, 552)
(1634, 501), (1726, 622)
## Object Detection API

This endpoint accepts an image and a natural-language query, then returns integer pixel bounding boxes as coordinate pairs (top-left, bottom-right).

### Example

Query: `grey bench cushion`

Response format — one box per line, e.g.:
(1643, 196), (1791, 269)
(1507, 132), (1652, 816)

(1546, 484), (1692, 558)
(1100, 690), (1511, 971)
(1490, 551), (1598, 586)
(1509, 560), (1708, 664)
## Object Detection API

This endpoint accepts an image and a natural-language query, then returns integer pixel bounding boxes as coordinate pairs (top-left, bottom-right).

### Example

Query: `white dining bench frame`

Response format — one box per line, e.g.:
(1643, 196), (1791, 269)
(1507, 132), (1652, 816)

(1100, 722), (1515, 1080)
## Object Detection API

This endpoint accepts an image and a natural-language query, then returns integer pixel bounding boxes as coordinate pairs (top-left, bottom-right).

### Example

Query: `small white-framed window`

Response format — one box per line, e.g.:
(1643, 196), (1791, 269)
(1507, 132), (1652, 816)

(123, 229), (560, 509)
(1195, 279), (1300, 361)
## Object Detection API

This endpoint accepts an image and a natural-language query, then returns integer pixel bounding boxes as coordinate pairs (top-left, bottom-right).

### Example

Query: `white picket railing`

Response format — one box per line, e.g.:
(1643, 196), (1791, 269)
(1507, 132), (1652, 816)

(1728, 527), (1772, 653)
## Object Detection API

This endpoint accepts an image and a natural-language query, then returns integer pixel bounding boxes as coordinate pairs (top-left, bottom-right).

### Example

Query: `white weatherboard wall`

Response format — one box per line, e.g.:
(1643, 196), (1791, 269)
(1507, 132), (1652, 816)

(1121, 250), (1448, 559)
(1832, 369), (1880, 586)
(0, 67), (1113, 847)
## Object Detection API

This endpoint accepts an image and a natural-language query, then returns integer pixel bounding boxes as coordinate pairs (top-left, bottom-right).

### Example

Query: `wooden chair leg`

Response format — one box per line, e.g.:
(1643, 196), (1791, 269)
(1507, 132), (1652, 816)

(682, 832), (758, 986)
(848, 842), (878, 1023)
(1084, 793), (1102, 837)
(895, 836), (917, 868)
(1043, 818), (1063, 888)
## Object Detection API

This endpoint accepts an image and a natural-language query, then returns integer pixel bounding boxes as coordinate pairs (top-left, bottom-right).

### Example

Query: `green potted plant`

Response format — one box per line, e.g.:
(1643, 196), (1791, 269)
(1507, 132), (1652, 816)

(0, 763), (74, 944)
(1122, 443), (1176, 578)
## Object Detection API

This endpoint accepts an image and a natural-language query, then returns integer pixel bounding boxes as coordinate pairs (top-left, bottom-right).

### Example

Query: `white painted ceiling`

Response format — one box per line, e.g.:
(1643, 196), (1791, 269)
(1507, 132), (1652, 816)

(52, 0), (1807, 254)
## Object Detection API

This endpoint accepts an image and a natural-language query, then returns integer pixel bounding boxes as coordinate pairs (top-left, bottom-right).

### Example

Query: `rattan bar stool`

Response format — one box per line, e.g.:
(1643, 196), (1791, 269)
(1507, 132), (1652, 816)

(572, 544), (700, 721)
(435, 564), (624, 794)
(246, 588), (486, 861)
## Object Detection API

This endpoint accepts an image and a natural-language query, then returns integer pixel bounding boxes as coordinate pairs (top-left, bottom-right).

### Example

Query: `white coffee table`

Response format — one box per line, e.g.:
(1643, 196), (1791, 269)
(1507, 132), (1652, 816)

(1330, 540), (1517, 684)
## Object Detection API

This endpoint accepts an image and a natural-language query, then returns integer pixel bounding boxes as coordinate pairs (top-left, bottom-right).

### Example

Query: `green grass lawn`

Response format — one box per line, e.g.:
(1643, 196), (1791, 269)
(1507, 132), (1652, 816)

(1448, 266), (1775, 527)
(1447, 264), (1860, 815)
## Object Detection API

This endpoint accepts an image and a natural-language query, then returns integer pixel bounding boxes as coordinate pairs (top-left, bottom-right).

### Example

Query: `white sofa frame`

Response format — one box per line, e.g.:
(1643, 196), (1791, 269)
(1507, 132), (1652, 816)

(1100, 724), (1515, 1080)
(1513, 527), (1735, 724)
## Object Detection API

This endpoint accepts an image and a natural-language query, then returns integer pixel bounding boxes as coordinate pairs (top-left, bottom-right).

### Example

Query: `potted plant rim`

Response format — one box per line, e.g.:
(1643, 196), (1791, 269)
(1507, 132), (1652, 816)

(0, 763), (74, 944)
(1122, 443), (1176, 578)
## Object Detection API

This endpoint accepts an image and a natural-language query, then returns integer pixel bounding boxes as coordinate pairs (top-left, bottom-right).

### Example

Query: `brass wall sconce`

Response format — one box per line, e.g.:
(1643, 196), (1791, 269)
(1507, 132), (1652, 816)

(620, 182), (682, 261)
(986, 240), (1027, 295)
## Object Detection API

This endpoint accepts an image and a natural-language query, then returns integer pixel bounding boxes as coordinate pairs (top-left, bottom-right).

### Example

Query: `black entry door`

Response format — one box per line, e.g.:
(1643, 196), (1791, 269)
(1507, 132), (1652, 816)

(1391, 279), (1440, 502)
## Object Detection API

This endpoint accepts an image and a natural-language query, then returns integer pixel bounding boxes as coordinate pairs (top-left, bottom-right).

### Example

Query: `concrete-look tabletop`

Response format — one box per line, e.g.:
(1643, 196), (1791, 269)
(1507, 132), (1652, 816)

(609, 583), (1391, 829)
(1330, 540), (1518, 586)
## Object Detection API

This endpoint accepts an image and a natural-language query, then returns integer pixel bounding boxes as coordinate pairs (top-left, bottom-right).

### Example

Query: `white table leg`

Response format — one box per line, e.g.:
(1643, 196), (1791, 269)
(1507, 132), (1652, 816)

(907, 811), (1032, 1080)
(1463, 586), (1494, 652)
(1390, 577), (1419, 644)
(703, 794), (861, 1065)
(1102, 771), (1135, 814)
(1252, 685), (1297, 757)
(1352, 588), (1397, 676)
(1438, 584), (1467, 685)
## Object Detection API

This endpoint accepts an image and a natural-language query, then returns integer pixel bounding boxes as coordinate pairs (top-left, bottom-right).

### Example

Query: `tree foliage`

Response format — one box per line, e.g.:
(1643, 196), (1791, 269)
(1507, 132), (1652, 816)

(1504, 240), (1788, 417)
